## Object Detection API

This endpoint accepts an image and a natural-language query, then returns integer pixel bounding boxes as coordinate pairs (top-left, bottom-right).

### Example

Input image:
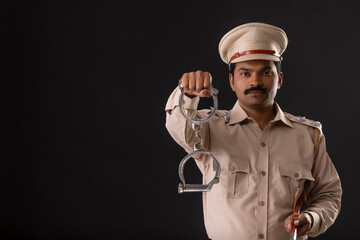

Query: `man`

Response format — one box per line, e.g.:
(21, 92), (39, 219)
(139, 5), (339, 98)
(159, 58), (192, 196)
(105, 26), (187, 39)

(165, 22), (342, 240)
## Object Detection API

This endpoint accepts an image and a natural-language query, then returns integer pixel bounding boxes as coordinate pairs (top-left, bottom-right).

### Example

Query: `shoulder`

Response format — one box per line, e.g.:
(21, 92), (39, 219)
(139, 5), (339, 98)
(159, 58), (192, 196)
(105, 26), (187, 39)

(198, 109), (231, 123)
(215, 109), (231, 123)
(195, 108), (231, 123)
(284, 112), (322, 130)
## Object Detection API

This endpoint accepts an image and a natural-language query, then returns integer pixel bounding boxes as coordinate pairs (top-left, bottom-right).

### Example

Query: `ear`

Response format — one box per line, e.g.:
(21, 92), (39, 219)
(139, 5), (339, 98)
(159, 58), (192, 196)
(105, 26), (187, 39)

(277, 72), (283, 89)
(229, 73), (235, 91)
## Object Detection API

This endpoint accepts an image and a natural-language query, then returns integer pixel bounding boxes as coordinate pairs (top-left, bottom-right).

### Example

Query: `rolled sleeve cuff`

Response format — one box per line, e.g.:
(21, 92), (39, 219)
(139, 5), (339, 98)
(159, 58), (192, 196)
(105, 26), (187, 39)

(165, 87), (199, 112)
(304, 211), (321, 235)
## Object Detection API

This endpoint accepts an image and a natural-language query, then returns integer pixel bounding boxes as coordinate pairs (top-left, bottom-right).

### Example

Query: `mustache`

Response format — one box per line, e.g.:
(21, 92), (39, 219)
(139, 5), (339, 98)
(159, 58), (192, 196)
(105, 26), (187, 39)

(244, 86), (268, 95)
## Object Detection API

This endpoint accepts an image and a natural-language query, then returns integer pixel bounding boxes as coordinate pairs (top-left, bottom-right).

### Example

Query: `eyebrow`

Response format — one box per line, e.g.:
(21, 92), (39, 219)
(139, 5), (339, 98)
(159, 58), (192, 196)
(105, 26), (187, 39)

(238, 66), (272, 71)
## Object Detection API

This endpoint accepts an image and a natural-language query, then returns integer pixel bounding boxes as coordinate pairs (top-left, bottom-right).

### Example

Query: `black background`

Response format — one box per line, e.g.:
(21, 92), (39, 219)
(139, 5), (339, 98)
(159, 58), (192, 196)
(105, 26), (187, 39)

(3, 0), (359, 239)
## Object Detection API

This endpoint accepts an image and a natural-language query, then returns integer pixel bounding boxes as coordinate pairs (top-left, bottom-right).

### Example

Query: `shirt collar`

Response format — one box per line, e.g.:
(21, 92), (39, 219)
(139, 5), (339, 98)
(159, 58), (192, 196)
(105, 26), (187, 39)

(228, 102), (248, 125)
(228, 102), (294, 128)
(274, 103), (294, 128)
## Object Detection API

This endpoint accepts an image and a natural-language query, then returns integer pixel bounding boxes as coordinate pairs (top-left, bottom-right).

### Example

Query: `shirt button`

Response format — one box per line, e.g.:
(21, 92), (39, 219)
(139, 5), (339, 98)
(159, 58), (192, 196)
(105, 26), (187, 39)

(259, 201), (265, 206)
(294, 172), (299, 178)
(258, 233), (264, 239)
(261, 142), (266, 147)
(229, 165), (235, 171)
(260, 171), (266, 176)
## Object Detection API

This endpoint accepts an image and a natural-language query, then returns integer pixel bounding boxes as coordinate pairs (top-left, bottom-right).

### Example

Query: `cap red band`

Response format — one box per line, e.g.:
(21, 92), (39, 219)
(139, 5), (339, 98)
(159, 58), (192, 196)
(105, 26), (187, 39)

(229, 49), (280, 63)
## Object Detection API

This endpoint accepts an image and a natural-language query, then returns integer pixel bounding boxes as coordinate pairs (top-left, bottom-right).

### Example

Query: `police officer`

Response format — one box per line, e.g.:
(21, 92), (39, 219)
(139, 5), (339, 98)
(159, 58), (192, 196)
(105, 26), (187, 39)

(165, 22), (342, 240)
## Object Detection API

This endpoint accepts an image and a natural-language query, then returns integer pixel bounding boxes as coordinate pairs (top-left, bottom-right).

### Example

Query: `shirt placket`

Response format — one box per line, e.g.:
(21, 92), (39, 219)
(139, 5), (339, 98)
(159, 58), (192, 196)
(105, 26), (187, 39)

(257, 128), (270, 240)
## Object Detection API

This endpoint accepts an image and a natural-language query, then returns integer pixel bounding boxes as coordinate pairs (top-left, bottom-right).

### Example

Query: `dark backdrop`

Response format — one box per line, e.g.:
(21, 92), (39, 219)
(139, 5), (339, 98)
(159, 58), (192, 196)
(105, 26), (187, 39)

(3, 1), (359, 239)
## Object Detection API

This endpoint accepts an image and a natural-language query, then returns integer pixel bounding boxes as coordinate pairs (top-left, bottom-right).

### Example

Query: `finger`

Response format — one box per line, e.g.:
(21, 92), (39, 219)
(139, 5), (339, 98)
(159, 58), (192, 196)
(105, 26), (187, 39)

(203, 72), (211, 89)
(195, 71), (204, 93)
(296, 223), (310, 236)
(284, 216), (293, 233)
(181, 73), (190, 91)
(284, 213), (299, 233)
(188, 72), (196, 93)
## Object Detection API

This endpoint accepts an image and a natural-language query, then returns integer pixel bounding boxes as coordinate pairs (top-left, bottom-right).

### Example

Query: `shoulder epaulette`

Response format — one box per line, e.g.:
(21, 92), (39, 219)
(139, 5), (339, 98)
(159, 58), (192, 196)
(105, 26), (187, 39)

(215, 110), (230, 123)
(284, 112), (322, 129)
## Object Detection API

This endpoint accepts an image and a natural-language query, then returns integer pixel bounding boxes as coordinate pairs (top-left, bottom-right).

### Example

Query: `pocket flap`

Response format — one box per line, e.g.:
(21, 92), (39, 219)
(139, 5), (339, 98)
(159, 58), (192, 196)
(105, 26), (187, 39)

(227, 157), (250, 174)
(279, 162), (314, 181)
(212, 154), (250, 174)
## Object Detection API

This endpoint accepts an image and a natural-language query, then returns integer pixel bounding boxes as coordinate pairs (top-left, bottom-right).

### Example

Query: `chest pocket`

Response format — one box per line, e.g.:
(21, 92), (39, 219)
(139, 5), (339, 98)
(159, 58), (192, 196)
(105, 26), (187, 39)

(219, 155), (250, 199)
(278, 161), (315, 202)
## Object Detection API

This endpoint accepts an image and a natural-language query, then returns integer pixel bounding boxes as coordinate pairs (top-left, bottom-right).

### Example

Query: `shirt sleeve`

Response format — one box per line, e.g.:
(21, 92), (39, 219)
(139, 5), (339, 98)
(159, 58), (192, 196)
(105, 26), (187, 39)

(303, 131), (342, 237)
(165, 87), (209, 158)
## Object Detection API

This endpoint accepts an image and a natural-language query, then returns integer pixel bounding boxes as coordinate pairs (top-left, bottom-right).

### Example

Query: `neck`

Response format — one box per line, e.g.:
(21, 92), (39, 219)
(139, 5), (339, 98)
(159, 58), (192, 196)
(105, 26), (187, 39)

(240, 102), (276, 131)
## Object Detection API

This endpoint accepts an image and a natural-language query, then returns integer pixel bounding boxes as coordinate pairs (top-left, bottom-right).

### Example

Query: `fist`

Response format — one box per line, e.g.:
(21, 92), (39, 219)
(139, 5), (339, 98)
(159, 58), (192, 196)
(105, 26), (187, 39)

(180, 71), (212, 98)
(284, 213), (310, 237)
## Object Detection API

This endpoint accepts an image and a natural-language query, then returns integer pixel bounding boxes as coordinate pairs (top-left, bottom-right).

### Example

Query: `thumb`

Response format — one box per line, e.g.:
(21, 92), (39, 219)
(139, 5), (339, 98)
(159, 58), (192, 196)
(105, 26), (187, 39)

(294, 216), (307, 227)
(199, 89), (211, 98)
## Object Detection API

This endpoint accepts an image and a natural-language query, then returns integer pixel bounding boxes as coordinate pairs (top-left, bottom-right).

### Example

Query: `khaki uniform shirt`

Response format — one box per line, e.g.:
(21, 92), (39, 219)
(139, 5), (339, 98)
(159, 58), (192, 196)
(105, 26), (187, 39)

(165, 88), (342, 240)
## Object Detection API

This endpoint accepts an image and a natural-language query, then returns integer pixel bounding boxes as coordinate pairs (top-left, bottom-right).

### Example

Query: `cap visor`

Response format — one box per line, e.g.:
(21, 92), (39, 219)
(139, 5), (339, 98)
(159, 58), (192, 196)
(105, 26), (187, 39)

(230, 54), (281, 64)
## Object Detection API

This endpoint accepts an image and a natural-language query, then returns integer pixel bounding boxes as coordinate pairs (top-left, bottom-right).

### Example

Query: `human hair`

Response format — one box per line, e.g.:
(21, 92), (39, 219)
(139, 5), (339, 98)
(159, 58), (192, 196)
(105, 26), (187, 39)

(229, 61), (282, 76)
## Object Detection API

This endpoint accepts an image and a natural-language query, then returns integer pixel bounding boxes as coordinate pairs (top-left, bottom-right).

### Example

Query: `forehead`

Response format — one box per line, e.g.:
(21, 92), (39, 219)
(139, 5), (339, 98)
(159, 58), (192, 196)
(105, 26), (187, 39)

(235, 60), (276, 70)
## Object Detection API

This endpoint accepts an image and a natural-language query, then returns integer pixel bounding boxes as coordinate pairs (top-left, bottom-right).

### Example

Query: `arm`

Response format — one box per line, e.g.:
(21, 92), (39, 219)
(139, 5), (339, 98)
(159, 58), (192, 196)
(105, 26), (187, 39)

(164, 71), (212, 167)
(165, 87), (203, 154)
(303, 131), (342, 237)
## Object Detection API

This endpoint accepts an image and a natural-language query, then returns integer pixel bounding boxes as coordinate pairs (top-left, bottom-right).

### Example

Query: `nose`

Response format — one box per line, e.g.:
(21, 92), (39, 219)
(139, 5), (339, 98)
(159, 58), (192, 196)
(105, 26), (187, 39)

(250, 73), (263, 87)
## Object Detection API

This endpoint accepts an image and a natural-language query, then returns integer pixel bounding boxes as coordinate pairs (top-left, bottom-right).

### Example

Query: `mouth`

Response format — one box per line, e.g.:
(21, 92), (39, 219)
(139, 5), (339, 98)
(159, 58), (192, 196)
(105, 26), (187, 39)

(247, 90), (266, 95)
(244, 87), (268, 95)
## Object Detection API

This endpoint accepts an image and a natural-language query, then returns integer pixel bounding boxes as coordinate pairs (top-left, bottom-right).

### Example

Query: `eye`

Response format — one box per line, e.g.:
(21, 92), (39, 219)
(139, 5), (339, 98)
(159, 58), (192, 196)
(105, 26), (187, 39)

(240, 71), (250, 77)
(264, 70), (274, 76)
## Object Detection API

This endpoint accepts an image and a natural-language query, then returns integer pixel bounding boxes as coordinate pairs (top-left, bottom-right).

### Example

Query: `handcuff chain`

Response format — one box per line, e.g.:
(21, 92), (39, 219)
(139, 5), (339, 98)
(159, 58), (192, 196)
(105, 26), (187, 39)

(177, 80), (221, 194)
(192, 122), (203, 151)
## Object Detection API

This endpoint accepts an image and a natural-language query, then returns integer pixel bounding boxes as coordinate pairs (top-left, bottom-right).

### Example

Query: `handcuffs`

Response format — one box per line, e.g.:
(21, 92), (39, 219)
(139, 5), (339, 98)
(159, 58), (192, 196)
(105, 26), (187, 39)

(177, 80), (221, 194)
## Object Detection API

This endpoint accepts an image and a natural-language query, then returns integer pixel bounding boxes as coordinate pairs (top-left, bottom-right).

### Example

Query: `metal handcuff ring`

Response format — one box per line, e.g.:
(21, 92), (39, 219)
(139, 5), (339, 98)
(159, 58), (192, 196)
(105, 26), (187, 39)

(178, 80), (219, 123)
(178, 150), (221, 193)
(177, 80), (221, 193)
